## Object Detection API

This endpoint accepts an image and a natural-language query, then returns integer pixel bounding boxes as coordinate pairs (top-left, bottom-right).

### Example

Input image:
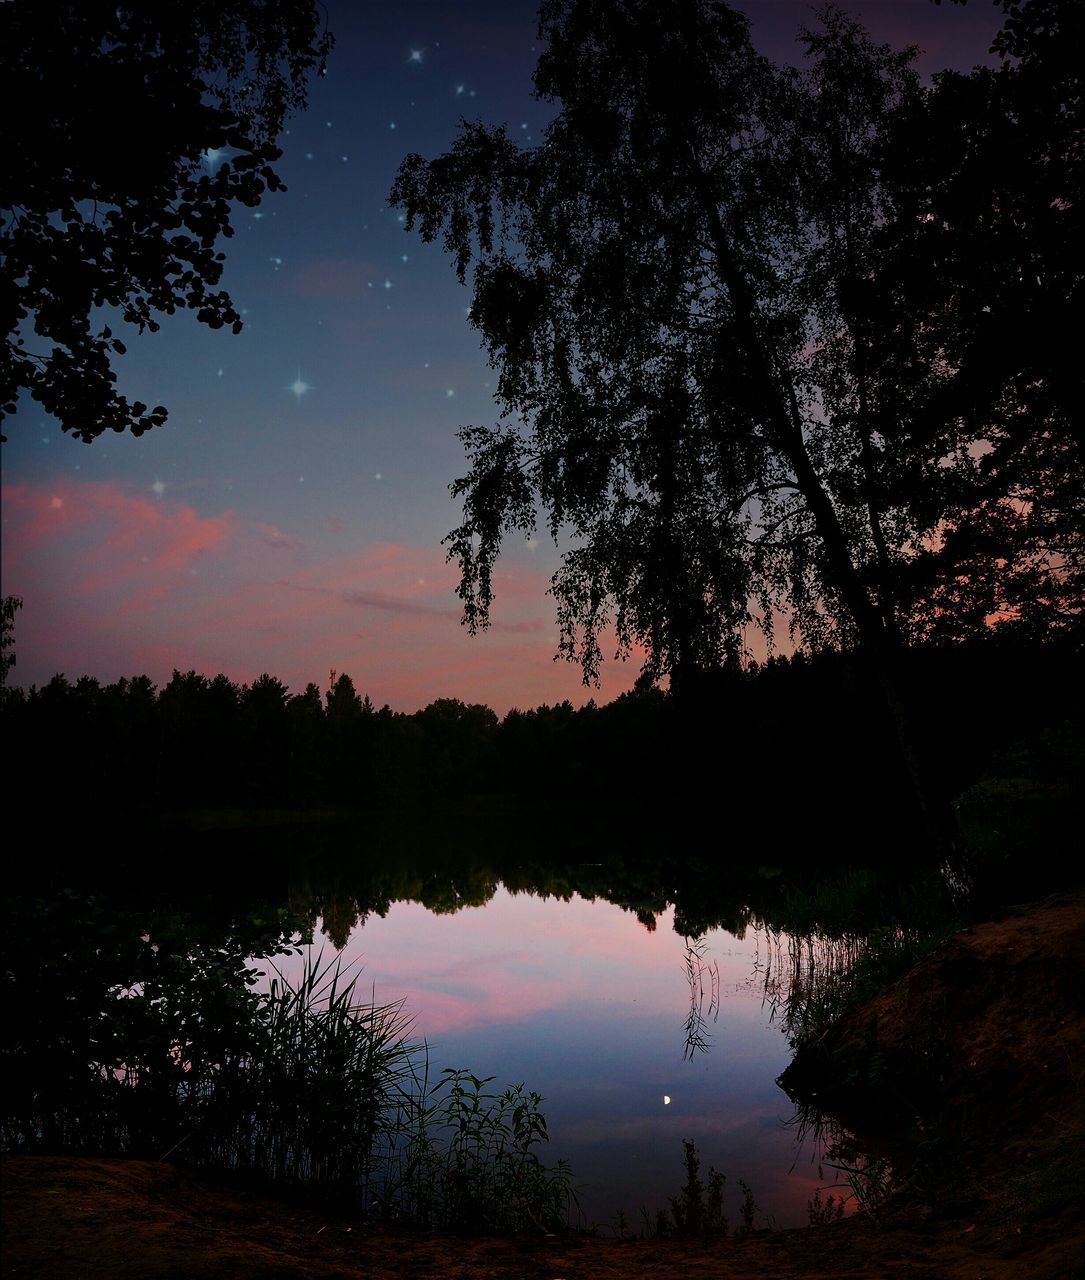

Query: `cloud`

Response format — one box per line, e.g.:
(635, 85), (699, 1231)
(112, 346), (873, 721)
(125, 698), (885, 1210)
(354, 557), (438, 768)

(1, 479), (638, 713)
(257, 522), (299, 552)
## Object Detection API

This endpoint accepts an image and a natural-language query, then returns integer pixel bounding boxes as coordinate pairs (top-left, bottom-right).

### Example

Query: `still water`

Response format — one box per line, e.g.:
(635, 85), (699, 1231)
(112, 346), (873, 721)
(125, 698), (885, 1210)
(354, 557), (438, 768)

(269, 886), (835, 1230)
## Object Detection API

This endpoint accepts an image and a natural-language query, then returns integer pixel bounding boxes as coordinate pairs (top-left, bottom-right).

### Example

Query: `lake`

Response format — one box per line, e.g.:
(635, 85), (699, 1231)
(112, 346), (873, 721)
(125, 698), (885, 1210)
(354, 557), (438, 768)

(10, 816), (959, 1230)
(266, 882), (839, 1230)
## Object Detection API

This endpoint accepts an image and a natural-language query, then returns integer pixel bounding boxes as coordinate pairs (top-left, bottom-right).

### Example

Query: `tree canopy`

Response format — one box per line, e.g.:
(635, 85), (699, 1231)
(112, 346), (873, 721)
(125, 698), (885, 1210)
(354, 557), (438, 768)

(391, 0), (1082, 685)
(0, 0), (333, 442)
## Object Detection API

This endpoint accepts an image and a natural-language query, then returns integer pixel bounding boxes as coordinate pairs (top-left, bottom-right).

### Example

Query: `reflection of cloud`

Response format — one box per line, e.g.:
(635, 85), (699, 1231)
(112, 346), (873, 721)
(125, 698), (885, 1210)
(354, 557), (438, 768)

(1, 480), (638, 712)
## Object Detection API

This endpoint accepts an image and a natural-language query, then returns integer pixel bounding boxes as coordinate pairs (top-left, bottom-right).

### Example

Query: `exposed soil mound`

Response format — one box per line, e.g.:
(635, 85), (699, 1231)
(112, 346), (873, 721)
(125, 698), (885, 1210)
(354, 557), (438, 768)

(781, 892), (1085, 1160)
(5, 894), (1084, 1280)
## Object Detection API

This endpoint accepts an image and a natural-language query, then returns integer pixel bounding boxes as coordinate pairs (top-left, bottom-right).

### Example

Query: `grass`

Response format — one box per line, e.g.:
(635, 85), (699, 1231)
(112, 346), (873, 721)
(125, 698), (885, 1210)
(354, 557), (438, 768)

(191, 950), (421, 1199)
(378, 1067), (578, 1232)
(608, 1140), (761, 1240)
(5, 947), (577, 1232)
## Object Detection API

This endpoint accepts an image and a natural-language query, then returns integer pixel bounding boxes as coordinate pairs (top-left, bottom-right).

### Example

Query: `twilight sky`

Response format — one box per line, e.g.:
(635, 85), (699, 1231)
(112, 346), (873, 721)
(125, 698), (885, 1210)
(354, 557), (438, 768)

(1, 0), (1002, 714)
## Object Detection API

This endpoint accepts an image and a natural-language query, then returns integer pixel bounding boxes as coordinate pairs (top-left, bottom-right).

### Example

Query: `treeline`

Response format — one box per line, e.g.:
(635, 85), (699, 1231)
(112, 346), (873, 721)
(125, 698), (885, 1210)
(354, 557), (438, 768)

(4, 633), (1080, 847)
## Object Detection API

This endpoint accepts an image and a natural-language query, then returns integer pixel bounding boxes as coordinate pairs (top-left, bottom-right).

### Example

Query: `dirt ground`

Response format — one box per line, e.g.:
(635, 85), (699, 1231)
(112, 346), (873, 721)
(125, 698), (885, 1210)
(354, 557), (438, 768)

(4, 893), (1084, 1280)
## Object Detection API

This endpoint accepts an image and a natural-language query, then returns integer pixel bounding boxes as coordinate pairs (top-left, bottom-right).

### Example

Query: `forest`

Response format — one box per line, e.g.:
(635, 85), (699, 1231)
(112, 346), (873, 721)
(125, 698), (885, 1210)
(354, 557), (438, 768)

(3, 629), (1079, 872)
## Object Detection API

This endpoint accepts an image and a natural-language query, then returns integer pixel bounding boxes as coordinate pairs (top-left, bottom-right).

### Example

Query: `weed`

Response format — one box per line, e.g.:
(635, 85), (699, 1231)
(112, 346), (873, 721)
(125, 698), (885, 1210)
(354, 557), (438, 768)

(807, 1187), (847, 1226)
(650, 1140), (760, 1238)
(379, 1067), (578, 1233)
(824, 1152), (895, 1221)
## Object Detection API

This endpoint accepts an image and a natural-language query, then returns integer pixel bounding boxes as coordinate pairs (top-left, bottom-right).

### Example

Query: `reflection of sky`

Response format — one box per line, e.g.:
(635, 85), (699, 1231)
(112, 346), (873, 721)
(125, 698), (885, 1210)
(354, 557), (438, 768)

(2, 1), (1001, 713)
(268, 889), (843, 1229)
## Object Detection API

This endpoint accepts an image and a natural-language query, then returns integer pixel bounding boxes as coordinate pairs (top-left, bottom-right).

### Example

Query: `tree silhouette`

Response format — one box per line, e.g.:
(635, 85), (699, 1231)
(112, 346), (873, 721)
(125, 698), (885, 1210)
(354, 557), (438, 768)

(391, 0), (1081, 826)
(0, 1), (332, 442)
(1, 596), (22, 689)
(880, 0), (1083, 641)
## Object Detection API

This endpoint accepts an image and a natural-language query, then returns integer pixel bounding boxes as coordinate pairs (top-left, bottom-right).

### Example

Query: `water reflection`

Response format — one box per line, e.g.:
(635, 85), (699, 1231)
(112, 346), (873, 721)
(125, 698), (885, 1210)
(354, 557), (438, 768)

(8, 816), (962, 1232)
(682, 936), (720, 1061)
(267, 890), (836, 1229)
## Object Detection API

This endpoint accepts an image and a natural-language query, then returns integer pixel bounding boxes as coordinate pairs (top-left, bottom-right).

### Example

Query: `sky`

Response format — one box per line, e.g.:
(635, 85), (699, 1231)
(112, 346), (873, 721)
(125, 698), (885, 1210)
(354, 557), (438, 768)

(1, 0), (1004, 714)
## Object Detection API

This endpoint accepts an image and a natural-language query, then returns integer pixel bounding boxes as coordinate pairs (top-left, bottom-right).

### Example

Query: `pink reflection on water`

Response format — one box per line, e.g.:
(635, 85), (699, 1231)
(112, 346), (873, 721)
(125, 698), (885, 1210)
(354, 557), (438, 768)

(268, 888), (854, 1229)
(310, 889), (767, 1038)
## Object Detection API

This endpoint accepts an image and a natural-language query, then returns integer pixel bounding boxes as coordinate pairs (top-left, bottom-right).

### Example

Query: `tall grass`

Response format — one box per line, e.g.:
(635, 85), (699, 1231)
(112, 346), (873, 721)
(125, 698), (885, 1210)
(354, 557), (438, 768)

(377, 1068), (578, 1232)
(5, 948), (575, 1231)
(190, 950), (423, 1201)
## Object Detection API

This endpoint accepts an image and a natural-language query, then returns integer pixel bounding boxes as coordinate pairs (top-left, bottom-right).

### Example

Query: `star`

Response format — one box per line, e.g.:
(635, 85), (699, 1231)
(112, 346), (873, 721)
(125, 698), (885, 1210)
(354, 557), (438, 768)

(288, 370), (313, 400)
(151, 480), (166, 497)
(408, 48), (424, 64)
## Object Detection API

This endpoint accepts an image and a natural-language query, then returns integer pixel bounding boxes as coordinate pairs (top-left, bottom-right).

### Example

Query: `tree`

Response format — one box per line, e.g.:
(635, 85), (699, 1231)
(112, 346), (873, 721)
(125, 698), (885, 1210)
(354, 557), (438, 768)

(1, 595), (22, 689)
(0, 1), (332, 442)
(390, 1), (936, 675)
(391, 0), (1080, 826)
(878, 0), (1083, 642)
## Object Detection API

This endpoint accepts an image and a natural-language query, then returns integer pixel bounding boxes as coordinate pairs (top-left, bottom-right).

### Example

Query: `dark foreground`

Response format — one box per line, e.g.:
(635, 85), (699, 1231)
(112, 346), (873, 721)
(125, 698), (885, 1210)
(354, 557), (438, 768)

(4, 894), (1084, 1280)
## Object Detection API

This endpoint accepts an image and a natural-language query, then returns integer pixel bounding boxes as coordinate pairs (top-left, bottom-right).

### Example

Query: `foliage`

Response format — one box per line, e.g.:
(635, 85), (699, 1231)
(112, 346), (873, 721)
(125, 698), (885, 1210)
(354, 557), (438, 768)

(823, 1153), (895, 1221)
(666, 1139), (729, 1237)
(953, 721), (1085, 907)
(3, 895), (576, 1230)
(384, 1068), (577, 1233)
(1, 889), (306, 1158)
(390, 0), (1083, 780)
(195, 951), (423, 1197)
(0, 1), (332, 442)
(807, 1186), (847, 1227)
(760, 920), (954, 1057)
(649, 1140), (761, 1239)
(1, 632), (1076, 814)
(882, 0), (1084, 642)
(0, 595), (21, 688)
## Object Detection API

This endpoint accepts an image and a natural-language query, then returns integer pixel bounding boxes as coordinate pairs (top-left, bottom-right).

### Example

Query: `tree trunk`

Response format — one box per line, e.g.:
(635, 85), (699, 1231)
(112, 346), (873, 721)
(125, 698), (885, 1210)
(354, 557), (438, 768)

(686, 153), (953, 851)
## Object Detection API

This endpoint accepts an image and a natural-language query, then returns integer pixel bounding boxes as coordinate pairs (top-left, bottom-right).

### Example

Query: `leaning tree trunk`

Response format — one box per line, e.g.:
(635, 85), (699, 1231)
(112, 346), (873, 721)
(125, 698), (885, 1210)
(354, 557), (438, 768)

(686, 152), (954, 853)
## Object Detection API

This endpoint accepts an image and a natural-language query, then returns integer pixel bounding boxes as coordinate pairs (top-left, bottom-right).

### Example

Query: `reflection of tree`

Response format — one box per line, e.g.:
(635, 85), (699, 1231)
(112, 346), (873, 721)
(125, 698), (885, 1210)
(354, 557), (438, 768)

(757, 929), (865, 1051)
(682, 936), (720, 1061)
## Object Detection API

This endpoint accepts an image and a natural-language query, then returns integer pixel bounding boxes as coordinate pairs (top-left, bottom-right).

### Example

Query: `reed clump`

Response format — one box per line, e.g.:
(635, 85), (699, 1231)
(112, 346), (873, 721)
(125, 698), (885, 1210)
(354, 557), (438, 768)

(4, 948), (575, 1232)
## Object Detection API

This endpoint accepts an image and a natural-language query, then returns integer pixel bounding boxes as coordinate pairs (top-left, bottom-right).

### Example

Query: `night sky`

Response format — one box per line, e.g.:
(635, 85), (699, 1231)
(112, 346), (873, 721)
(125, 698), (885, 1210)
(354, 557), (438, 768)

(1, 0), (1003, 714)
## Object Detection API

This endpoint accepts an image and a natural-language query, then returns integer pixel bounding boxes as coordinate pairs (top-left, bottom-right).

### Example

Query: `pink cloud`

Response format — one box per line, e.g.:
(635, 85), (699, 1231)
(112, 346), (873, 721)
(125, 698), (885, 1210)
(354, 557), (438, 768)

(2, 479), (234, 600)
(1, 479), (640, 712)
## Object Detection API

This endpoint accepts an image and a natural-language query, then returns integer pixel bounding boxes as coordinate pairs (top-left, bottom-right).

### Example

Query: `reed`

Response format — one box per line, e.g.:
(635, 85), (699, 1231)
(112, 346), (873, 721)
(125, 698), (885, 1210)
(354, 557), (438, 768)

(190, 949), (423, 1200)
(377, 1067), (579, 1232)
(5, 945), (576, 1231)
